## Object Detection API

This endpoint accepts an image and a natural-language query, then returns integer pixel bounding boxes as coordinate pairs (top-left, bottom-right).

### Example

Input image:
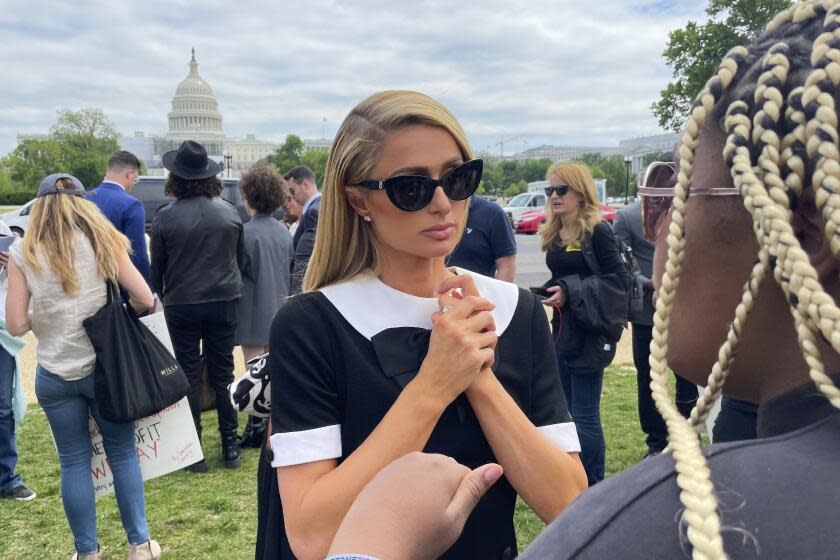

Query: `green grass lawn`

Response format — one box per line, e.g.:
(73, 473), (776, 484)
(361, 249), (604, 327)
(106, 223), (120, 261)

(1, 364), (648, 559)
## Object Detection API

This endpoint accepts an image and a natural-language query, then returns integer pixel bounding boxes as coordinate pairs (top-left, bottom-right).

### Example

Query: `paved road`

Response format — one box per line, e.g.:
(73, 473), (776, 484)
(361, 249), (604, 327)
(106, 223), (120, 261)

(512, 233), (549, 289)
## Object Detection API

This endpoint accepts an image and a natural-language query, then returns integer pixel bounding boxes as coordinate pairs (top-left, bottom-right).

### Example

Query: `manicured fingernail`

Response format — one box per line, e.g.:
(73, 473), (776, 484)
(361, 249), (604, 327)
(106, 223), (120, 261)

(483, 464), (503, 484)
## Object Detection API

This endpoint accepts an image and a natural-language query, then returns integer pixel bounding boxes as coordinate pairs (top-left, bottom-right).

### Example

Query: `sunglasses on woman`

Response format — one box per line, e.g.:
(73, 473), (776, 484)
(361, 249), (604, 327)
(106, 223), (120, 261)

(352, 159), (483, 212)
(639, 161), (741, 242)
(544, 185), (571, 197)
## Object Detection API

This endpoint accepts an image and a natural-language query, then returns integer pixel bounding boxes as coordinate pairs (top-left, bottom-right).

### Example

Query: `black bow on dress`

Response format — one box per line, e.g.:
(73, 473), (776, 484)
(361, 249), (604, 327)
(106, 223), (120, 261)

(370, 327), (469, 423)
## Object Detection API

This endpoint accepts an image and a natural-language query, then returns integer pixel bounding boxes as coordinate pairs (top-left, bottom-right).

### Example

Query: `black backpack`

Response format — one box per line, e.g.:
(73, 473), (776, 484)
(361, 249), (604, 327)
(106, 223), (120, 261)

(616, 239), (644, 320)
(581, 225), (644, 323)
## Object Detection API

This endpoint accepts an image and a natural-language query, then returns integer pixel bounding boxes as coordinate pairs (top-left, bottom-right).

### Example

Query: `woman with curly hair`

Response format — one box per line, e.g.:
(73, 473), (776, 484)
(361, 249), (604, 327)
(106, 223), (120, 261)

(234, 163), (293, 450)
(237, 163), (293, 362)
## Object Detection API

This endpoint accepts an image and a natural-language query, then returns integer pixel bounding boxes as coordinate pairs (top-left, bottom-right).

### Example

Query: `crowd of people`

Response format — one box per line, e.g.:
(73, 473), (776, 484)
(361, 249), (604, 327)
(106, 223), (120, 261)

(2, 1), (840, 558)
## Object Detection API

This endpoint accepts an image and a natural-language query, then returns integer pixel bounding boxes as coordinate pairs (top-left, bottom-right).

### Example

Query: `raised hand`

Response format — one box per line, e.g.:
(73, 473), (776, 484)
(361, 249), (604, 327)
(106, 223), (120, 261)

(329, 452), (503, 560)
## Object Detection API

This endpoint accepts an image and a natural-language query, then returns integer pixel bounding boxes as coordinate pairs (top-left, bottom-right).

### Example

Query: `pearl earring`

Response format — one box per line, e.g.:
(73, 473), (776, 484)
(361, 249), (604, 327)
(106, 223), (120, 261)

(363, 215), (372, 222)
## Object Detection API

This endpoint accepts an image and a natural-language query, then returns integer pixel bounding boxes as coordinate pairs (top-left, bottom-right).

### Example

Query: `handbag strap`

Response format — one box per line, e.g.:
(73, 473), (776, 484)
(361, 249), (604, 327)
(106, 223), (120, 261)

(105, 279), (119, 305)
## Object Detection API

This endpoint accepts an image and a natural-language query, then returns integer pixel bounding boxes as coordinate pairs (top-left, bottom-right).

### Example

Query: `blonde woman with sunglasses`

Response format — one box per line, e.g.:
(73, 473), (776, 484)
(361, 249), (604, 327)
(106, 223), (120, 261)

(539, 162), (632, 486)
(327, 2), (840, 558)
(257, 90), (586, 560)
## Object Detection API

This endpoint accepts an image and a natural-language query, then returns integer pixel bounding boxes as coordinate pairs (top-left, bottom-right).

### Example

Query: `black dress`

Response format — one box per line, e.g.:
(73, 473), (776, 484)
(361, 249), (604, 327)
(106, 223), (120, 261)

(258, 269), (579, 560)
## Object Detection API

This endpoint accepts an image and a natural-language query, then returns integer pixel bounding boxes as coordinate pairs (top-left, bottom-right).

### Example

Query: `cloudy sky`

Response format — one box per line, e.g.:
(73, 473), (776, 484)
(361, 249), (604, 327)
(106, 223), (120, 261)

(0, 0), (705, 157)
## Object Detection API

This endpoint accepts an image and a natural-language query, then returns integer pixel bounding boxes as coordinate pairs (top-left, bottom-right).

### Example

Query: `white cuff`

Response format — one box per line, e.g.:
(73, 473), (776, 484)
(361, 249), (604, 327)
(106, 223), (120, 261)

(538, 422), (581, 452)
(270, 424), (342, 467)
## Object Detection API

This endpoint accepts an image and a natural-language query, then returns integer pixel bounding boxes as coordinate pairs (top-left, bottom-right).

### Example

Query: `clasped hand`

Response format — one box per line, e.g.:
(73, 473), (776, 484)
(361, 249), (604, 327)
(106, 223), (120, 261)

(415, 275), (498, 408)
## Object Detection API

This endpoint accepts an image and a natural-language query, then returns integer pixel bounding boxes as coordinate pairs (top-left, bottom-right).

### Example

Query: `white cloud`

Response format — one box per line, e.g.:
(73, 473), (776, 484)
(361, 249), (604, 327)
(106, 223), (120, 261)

(0, 0), (706, 156)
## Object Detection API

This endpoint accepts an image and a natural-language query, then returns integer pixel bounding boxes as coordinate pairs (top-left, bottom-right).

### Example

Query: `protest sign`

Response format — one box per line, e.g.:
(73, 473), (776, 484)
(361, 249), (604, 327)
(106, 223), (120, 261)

(91, 312), (202, 497)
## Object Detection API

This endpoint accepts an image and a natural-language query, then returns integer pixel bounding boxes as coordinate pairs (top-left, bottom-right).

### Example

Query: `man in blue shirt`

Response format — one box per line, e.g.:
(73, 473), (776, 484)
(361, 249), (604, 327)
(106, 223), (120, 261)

(87, 151), (151, 294)
(447, 195), (517, 281)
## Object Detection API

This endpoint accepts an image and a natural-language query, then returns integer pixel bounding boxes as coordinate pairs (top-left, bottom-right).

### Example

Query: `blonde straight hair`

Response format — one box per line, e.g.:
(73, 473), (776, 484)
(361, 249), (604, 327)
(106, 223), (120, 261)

(303, 90), (475, 292)
(23, 184), (130, 295)
(539, 162), (602, 252)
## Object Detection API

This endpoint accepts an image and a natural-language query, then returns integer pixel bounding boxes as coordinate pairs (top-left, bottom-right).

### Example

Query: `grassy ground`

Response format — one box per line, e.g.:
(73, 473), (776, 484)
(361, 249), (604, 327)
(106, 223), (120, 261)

(1, 364), (647, 559)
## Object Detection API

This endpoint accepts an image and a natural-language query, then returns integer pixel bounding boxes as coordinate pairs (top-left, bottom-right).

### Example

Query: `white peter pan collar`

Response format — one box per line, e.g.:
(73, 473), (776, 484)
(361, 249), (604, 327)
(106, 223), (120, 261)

(319, 267), (520, 341)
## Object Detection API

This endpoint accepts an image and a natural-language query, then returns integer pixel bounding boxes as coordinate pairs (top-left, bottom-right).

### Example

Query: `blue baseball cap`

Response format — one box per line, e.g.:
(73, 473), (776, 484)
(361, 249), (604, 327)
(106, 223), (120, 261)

(37, 173), (86, 197)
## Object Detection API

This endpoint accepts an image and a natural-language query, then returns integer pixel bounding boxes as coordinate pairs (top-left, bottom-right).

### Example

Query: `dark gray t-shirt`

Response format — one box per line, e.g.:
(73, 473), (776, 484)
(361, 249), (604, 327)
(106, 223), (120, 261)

(520, 378), (840, 559)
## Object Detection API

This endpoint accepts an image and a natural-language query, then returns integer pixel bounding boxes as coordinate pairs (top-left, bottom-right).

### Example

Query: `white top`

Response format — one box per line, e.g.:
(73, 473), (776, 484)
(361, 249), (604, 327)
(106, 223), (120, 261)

(9, 233), (107, 380)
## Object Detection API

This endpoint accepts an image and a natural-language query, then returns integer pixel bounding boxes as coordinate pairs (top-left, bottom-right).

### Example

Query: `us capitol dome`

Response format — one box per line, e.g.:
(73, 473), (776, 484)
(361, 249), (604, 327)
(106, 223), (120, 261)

(164, 49), (226, 156)
(116, 49), (331, 174)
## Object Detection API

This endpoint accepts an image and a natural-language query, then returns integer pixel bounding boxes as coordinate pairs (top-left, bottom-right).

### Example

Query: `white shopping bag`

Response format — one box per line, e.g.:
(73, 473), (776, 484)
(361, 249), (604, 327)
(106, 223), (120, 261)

(91, 312), (202, 497)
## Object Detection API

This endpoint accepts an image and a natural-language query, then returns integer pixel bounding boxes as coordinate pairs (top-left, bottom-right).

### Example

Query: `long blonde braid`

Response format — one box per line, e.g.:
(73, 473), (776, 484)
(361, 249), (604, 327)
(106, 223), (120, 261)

(687, 43), (794, 430)
(649, 47), (747, 560)
(652, 2), (840, 557)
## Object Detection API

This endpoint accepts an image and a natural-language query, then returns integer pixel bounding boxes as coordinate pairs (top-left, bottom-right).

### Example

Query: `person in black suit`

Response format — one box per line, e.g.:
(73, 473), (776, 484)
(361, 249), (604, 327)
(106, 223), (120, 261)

(613, 157), (698, 456)
(283, 166), (320, 294)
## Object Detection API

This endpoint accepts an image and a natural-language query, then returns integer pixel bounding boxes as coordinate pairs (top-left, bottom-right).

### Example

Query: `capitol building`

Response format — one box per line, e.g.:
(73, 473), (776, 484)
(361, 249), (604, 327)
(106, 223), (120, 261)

(118, 50), (329, 175)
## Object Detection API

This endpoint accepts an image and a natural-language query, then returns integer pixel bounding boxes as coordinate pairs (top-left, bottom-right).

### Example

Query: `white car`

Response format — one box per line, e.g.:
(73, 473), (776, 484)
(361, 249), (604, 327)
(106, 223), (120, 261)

(502, 192), (546, 222)
(1, 199), (35, 237)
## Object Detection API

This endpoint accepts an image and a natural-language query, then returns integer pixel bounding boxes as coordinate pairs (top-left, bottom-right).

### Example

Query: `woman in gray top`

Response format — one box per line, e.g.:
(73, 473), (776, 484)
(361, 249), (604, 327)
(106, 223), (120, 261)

(236, 163), (293, 362)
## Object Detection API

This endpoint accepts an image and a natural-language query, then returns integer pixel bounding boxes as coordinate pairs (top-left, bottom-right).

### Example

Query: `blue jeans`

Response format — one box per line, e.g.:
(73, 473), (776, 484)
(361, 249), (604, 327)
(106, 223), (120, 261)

(0, 345), (22, 492)
(35, 366), (149, 554)
(556, 351), (605, 486)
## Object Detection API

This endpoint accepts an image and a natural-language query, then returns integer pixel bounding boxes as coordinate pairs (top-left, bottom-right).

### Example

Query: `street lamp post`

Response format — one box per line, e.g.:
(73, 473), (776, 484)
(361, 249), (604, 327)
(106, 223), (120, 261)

(623, 156), (632, 205)
(224, 153), (233, 178)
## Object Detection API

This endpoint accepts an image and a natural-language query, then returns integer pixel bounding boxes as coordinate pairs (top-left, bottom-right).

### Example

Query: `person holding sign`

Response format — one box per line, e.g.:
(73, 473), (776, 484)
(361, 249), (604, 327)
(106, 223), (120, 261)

(6, 174), (161, 560)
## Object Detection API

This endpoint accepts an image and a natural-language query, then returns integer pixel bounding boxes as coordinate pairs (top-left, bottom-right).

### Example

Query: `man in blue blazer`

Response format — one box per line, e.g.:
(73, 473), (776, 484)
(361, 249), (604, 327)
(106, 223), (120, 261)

(87, 151), (152, 295)
(284, 165), (321, 294)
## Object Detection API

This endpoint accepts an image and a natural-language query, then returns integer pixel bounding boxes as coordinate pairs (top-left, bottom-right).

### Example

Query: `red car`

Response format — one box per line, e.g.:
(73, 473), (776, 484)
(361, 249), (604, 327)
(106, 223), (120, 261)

(512, 205), (616, 234)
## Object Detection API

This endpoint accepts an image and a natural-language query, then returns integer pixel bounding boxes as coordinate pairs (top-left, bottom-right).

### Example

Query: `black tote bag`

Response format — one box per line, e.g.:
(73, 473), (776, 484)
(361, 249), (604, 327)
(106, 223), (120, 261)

(83, 280), (190, 423)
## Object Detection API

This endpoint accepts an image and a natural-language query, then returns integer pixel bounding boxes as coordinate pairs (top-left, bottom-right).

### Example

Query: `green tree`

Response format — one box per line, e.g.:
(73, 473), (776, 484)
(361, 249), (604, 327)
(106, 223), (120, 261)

(51, 108), (119, 151)
(2, 139), (66, 193)
(652, 0), (791, 131)
(300, 149), (329, 186)
(0, 166), (13, 192)
(503, 184), (521, 198)
(600, 155), (633, 197)
(268, 134), (305, 175)
(50, 108), (120, 188)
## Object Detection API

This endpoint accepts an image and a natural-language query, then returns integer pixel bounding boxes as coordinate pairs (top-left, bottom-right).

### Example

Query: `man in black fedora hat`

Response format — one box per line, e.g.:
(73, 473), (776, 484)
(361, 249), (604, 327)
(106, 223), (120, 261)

(151, 140), (247, 472)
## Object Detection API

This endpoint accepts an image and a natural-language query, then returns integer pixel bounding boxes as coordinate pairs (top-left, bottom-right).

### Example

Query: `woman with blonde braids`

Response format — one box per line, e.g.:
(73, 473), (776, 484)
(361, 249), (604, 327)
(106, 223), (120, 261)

(6, 174), (160, 560)
(325, 2), (840, 558)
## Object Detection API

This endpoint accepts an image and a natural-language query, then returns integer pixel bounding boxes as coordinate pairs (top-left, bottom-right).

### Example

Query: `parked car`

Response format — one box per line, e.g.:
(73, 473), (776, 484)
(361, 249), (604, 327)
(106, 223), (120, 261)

(133, 176), (284, 231)
(502, 192), (546, 221)
(512, 209), (545, 234)
(1, 199), (35, 236)
(512, 204), (616, 235)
